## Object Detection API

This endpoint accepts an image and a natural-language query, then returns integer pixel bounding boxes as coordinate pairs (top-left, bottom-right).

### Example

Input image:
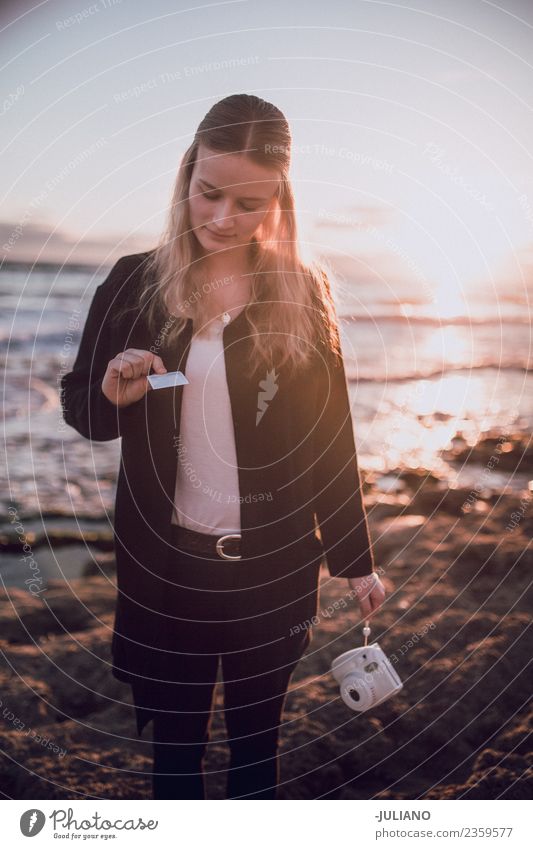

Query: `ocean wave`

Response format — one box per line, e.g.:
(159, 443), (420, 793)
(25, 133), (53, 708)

(346, 362), (532, 383)
(339, 312), (532, 327)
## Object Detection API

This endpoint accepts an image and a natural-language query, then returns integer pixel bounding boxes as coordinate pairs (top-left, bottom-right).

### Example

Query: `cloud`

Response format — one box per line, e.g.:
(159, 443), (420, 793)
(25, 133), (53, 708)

(315, 204), (392, 231)
(0, 219), (153, 266)
(322, 250), (416, 290)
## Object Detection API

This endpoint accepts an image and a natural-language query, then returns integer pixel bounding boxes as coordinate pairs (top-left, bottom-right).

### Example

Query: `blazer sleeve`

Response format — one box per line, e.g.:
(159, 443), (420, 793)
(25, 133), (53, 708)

(60, 258), (143, 442)
(312, 340), (375, 579)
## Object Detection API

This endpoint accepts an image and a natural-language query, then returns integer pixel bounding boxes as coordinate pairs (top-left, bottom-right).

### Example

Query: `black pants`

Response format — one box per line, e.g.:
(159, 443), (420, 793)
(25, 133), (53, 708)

(149, 534), (311, 800)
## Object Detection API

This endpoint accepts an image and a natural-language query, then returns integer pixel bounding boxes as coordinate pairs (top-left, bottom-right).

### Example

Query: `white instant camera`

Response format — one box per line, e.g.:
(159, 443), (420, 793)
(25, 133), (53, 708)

(331, 625), (403, 712)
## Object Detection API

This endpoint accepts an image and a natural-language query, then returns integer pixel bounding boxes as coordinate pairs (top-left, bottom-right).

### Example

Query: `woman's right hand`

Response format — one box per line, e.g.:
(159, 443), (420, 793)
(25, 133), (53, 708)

(101, 349), (168, 408)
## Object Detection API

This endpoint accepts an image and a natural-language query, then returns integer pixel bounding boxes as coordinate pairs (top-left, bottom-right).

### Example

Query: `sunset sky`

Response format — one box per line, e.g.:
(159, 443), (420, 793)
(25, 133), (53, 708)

(1, 0), (532, 310)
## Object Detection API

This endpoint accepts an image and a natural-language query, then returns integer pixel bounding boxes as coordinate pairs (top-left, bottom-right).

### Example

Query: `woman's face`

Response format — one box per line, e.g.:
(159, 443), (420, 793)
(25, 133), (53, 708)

(188, 143), (281, 254)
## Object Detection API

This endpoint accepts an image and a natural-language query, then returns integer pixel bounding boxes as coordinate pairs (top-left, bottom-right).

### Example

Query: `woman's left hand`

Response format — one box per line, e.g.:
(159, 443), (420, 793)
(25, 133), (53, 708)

(347, 572), (387, 620)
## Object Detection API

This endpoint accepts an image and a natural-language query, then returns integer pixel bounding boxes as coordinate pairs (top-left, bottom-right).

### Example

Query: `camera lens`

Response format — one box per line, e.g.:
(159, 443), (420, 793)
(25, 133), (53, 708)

(341, 676), (373, 712)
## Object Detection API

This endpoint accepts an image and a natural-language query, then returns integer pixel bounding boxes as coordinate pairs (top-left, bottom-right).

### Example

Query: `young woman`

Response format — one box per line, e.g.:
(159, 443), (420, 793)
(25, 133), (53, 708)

(61, 93), (386, 800)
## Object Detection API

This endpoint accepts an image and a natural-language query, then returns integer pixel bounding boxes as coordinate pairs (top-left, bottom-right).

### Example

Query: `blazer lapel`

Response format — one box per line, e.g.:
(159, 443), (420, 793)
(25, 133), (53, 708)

(145, 317), (194, 527)
(222, 309), (278, 557)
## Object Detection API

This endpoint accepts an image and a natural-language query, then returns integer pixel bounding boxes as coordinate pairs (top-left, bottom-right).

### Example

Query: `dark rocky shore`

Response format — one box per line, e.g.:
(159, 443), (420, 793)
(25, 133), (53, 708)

(0, 432), (531, 799)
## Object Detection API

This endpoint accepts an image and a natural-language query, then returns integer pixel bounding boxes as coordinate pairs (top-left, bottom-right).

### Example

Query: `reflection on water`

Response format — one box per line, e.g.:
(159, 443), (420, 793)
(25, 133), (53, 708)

(353, 370), (531, 482)
(1, 262), (531, 517)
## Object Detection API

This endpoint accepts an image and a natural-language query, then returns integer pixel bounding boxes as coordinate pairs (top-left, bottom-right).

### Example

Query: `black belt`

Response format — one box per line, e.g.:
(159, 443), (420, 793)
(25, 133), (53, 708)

(171, 523), (242, 560)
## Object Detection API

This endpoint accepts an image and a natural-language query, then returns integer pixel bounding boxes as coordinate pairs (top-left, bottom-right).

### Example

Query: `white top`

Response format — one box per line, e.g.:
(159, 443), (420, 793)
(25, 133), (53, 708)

(171, 317), (241, 534)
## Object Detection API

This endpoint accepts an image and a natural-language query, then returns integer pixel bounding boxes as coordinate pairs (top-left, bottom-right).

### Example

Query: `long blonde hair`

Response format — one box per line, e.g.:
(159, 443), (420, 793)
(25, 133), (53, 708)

(117, 94), (342, 378)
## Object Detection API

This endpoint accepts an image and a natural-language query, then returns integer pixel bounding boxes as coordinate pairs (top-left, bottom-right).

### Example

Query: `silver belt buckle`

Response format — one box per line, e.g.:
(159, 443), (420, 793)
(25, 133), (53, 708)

(215, 533), (242, 560)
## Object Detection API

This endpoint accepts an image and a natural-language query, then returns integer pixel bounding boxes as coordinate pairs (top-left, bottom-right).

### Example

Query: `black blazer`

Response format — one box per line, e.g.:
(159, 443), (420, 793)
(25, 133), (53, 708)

(61, 251), (375, 734)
